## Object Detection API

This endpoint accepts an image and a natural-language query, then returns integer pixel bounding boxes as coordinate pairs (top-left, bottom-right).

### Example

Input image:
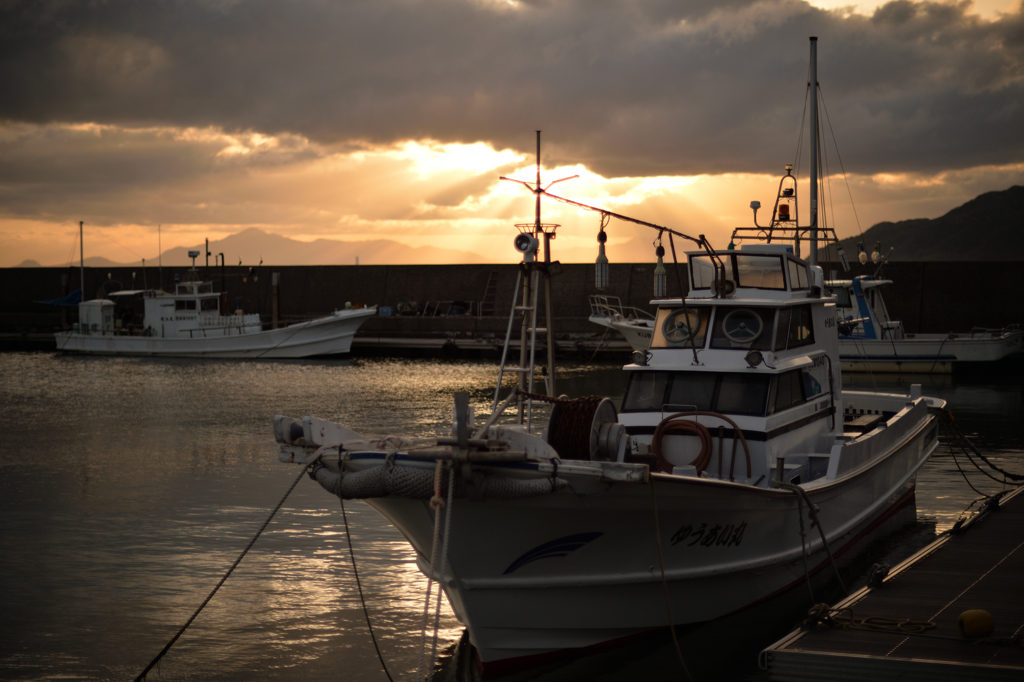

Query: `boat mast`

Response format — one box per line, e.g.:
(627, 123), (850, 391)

(808, 36), (819, 266)
(79, 220), (85, 300)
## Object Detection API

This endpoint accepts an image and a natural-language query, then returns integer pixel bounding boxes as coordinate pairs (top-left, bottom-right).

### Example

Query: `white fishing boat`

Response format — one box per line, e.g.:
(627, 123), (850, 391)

(588, 294), (655, 351)
(828, 274), (1023, 373)
(55, 237), (374, 358)
(274, 39), (947, 673)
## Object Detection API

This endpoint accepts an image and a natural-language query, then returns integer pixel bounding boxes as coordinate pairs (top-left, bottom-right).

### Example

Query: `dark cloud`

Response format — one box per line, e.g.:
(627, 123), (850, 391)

(1, 0), (1023, 177)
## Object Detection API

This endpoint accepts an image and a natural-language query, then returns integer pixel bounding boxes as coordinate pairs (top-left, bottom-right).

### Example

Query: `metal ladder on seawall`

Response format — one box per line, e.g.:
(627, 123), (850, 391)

(492, 265), (545, 431)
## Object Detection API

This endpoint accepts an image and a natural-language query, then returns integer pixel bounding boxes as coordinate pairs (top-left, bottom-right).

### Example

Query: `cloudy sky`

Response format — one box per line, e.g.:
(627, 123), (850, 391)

(1, 0), (1022, 266)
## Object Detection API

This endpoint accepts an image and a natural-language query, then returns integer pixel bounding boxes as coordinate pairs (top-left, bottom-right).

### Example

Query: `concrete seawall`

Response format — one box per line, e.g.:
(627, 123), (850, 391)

(3, 261), (1022, 352)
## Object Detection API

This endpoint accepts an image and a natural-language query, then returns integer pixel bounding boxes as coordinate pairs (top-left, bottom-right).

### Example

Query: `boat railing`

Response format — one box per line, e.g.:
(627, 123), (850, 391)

(588, 295), (655, 323)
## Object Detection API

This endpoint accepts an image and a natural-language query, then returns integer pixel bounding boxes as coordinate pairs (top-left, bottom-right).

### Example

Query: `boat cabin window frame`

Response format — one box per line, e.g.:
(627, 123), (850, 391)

(200, 297), (218, 312)
(787, 258), (809, 290)
(621, 370), (772, 417)
(832, 286), (852, 308)
(709, 307), (775, 351)
(650, 307), (711, 349)
(773, 304), (815, 351)
(175, 299), (197, 311)
(690, 253), (787, 291)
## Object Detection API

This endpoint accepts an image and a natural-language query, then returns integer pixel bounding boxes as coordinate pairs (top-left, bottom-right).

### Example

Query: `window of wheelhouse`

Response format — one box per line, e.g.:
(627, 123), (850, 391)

(650, 307), (710, 349)
(770, 370), (805, 414)
(710, 307), (774, 350)
(175, 300), (196, 311)
(832, 286), (852, 308)
(787, 259), (809, 290)
(200, 297), (218, 312)
(772, 305), (814, 351)
(621, 371), (771, 416)
(689, 254), (786, 290)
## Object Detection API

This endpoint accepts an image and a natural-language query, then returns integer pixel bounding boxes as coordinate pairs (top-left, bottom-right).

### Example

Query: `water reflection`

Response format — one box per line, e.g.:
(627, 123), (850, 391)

(0, 353), (1020, 681)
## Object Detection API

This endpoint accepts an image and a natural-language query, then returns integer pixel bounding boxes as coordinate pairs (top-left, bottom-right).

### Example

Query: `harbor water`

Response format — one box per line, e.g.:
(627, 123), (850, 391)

(1, 353), (1021, 681)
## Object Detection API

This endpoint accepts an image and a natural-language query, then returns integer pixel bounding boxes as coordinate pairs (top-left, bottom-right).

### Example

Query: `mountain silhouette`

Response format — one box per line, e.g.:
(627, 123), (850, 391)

(30, 227), (487, 267)
(838, 185), (1024, 261)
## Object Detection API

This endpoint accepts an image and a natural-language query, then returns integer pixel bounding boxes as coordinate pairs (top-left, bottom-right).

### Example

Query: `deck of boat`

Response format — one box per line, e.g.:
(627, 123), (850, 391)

(762, 484), (1024, 681)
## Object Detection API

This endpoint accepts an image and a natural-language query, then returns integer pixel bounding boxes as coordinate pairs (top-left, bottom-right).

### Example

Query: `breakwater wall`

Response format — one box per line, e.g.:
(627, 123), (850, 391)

(2, 261), (1022, 340)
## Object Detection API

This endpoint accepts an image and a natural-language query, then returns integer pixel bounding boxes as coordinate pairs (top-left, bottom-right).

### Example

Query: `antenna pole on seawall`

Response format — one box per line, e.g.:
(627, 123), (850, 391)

(809, 36), (819, 266)
(79, 221), (85, 301)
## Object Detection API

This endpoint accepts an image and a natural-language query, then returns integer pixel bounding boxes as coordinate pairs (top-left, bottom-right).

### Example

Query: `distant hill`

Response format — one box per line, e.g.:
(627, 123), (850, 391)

(42, 227), (486, 267)
(14, 259), (42, 267)
(838, 185), (1024, 261)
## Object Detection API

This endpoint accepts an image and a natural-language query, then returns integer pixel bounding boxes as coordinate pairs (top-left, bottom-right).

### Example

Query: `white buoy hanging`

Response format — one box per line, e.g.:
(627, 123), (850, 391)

(595, 217), (609, 290)
(654, 244), (667, 297)
(871, 242), (881, 264)
(857, 242), (868, 265)
(836, 242), (850, 271)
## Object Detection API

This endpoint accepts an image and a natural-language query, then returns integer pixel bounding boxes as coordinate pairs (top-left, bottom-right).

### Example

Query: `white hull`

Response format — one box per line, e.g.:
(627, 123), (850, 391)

(588, 314), (654, 351)
(838, 330), (1023, 373)
(348, 405), (937, 667)
(55, 308), (375, 358)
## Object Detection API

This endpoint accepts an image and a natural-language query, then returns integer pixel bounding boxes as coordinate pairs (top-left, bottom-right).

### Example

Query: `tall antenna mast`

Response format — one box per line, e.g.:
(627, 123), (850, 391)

(79, 221), (85, 300)
(809, 36), (819, 266)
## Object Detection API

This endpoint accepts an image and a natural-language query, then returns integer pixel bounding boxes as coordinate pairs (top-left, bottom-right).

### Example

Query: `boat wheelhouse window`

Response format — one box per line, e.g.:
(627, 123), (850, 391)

(833, 286), (852, 308)
(710, 307), (774, 350)
(689, 254), (786, 290)
(621, 371), (771, 416)
(787, 259), (809, 289)
(651, 307), (710, 349)
(175, 300), (196, 311)
(200, 297), (218, 312)
(771, 370), (806, 414)
(773, 305), (814, 351)
(802, 370), (822, 398)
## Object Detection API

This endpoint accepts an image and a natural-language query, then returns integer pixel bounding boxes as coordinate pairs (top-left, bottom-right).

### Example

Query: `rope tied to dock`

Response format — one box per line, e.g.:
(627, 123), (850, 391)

(931, 406), (1024, 487)
(804, 604), (937, 636)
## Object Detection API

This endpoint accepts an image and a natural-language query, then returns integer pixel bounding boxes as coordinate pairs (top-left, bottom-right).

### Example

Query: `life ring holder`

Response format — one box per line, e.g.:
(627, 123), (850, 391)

(651, 411), (752, 479)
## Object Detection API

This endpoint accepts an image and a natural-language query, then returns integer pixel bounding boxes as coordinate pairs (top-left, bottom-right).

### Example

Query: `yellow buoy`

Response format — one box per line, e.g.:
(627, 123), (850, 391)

(957, 610), (994, 638)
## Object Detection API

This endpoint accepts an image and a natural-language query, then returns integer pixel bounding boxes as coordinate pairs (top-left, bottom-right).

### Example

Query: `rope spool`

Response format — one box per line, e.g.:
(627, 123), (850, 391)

(541, 394), (619, 461)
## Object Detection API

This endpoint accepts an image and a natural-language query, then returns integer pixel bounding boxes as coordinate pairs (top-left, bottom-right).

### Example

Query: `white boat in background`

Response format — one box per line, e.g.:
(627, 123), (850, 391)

(274, 38), (947, 673)
(55, 235), (374, 358)
(588, 294), (655, 351)
(828, 274), (1023, 373)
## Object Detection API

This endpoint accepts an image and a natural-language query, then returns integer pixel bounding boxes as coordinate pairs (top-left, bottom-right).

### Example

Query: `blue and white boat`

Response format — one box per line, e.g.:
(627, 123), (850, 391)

(827, 274), (1023, 373)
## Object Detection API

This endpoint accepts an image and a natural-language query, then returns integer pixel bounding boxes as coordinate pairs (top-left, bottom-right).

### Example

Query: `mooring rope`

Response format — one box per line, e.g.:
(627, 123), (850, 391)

(417, 461), (447, 681)
(777, 481), (849, 598)
(340, 491), (395, 682)
(134, 454), (320, 682)
(931, 406), (1024, 487)
(429, 463), (457, 674)
(648, 475), (694, 682)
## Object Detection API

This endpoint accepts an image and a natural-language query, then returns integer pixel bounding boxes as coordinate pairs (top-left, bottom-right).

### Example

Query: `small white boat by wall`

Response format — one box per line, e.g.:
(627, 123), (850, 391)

(588, 294), (655, 351)
(274, 39), (947, 673)
(828, 274), (1023, 373)
(55, 232), (374, 358)
(55, 280), (375, 358)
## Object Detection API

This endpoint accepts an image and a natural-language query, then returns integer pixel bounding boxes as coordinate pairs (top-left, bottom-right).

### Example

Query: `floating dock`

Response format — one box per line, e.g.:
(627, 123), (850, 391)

(761, 484), (1024, 681)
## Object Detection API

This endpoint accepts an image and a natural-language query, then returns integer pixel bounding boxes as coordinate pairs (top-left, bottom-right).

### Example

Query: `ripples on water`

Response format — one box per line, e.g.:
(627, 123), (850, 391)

(0, 354), (1020, 681)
